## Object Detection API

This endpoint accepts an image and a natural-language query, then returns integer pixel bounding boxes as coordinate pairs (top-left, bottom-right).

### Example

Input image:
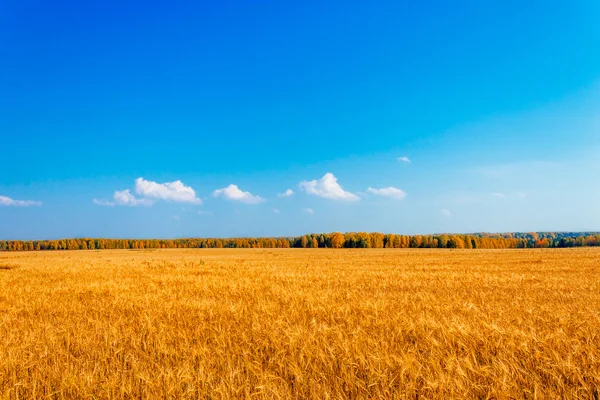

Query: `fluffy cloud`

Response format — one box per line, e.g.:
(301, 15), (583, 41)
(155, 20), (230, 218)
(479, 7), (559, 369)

(114, 189), (153, 206)
(303, 208), (314, 215)
(94, 177), (200, 207)
(277, 189), (294, 198)
(298, 173), (359, 201)
(212, 184), (265, 204)
(0, 195), (42, 207)
(93, 190), (152, 207)
(272, 208), (280, 214)
(367, 187), (407, 200)
(441, 209), (452, 218)
(135, 178), (202, 204)
(397, 156), (411, 163)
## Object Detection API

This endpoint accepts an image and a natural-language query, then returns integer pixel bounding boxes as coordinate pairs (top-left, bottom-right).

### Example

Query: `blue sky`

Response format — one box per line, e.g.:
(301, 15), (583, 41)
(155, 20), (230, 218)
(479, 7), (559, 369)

(1, 1), (599, 239)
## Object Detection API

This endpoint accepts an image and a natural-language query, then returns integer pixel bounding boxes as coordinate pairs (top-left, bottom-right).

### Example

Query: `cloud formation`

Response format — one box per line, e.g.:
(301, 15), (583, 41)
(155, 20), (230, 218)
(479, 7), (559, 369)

(93, 190), (152, 207)
(277, 189), (294, 198)
(299, 173), (359, 201)
(135, 178), (202, 204)
(0, 195), (42, 207)
(94, 177), (200, 207)
(491, 193), (505, 198)
(397, 156), (411, 163)
(367, 187), (407, 200)
(441, 209), (452, 218)
(303, 208), (314, 214)
(213, 184), (265, 204)
(114, 189), (153, 206)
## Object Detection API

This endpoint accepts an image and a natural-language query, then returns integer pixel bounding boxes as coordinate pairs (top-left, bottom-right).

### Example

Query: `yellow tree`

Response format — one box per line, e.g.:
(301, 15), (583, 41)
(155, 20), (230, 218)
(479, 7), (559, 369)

(331, 232), (345, 248)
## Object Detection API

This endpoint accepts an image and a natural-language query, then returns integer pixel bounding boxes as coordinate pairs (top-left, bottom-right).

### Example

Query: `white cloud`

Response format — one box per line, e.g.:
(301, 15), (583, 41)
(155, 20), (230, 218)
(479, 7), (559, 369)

(135, 177), (202, 204)
(367, 186), (407, 200)
(198, 210), (213, 216)
(303, 208), (314, 215)
(272, 208), (280, 214)
(397, 156), (411, 163)
(114, 190), (153, 206)
(94, 190), (152, 207)
(212, 184), (265, 204)
(441, 209), (452, 218)
(277, 189), (294, 198)
(94, 177), (199, 207)
(298, 173), (359, 201)
(517, 192), (527, 198)
(0, 195), (42, 207)
(491, 193), (505, 198)
(92, 198), (115, 207)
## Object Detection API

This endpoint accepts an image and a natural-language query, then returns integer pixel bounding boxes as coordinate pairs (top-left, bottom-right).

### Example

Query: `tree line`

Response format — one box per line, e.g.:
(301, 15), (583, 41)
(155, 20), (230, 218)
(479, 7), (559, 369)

(1, 232), (599, 251)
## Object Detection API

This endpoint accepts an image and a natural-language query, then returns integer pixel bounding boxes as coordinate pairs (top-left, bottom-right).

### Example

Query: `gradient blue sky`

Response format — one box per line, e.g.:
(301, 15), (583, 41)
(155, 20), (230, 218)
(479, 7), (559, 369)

(1, 1), (600, 240)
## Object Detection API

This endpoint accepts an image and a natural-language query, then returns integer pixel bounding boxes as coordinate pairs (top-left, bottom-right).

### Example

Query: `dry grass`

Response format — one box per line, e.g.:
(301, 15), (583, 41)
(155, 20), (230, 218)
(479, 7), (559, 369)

(0, 248), (599, 399)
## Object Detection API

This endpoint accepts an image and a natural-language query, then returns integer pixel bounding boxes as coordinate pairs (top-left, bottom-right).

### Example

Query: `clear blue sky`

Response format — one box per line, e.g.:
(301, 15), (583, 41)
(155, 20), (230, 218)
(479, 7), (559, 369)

(1, 1), (599, 239)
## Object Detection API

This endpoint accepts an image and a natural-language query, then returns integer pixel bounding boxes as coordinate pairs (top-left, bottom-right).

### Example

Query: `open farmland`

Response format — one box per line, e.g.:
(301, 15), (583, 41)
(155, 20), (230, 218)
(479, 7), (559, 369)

(0, 248), (599, 399)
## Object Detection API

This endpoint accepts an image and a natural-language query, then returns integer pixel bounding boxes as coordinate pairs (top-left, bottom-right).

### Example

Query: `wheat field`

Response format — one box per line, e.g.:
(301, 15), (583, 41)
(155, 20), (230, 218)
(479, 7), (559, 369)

(0, 248), (599, 399)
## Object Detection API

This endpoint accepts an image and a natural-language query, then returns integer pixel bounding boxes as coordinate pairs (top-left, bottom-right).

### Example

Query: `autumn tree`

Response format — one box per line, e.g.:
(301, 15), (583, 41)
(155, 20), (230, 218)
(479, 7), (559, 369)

(331, 232), (345, 248)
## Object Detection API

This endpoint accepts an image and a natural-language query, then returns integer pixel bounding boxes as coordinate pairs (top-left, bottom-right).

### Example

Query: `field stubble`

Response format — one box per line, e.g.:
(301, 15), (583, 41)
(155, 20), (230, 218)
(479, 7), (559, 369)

(0, 248), (599, 399)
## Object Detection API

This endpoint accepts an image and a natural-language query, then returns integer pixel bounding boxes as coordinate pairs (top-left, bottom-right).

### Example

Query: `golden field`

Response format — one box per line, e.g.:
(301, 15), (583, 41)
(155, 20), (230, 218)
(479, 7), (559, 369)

(0, 248), (599, 399)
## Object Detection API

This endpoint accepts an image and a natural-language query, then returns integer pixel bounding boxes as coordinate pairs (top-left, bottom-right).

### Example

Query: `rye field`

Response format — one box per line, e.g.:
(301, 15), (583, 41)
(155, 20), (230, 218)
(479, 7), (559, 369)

(0, 248), (599, 399)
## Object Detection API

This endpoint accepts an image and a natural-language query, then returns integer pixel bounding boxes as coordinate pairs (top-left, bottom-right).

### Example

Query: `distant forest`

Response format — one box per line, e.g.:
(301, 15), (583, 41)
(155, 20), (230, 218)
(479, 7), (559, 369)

(1, 232), (599, 251)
